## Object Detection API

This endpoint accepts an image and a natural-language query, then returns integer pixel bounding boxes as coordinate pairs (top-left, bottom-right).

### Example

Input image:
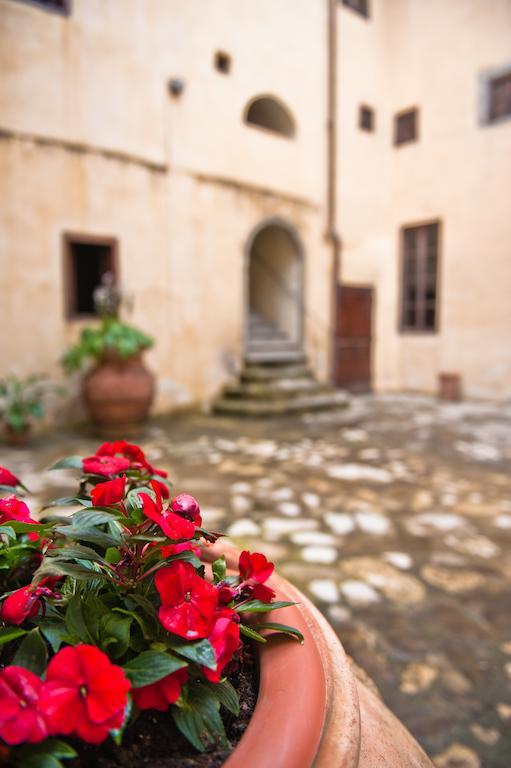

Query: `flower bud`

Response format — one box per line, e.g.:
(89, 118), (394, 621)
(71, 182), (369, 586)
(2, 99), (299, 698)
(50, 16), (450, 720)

(169, 493), (202, 524)
(1, 587), (41, 626)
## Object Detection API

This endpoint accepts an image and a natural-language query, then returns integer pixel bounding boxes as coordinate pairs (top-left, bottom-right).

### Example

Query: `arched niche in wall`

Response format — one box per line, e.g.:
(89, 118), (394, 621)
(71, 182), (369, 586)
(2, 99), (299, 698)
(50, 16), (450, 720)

(244, 95), (296, 138)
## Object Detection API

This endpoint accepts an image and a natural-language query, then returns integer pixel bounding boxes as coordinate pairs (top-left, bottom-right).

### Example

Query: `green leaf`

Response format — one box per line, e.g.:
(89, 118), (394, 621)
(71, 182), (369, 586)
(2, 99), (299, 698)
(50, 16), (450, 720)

(50, 456), (83, 471)
(35, 560), (106, 582)
(105, 546), (122, 564)
(0, 525), (16, 540)
(173, 683), (227, 752)
(206, 679), (239, 716)
(123, 650), (187, 687)
(43, 740), (77, 758)
(17, 755), (63, 768)
(100, 613), (132, 658)
(13, 628), (48, 675)
(54, 523), (120, 548)
(172, 706), (206, 753)
(235, 600), (295, 614)
(239, 624), (267, 643)
(0, 626), (28, 645)
(41, 496), (87, 510)
(254, 621), (304, 644)
(39, 620), (69, 653)
(126, 593), (158, 619)
(170, 638), (216, 670)
(65, 595), (94, 643)
(72, 509), (122, 526)
(212, 556), (226, 584)
(7, 521), (50, 534)
(46, 544), (108, 565)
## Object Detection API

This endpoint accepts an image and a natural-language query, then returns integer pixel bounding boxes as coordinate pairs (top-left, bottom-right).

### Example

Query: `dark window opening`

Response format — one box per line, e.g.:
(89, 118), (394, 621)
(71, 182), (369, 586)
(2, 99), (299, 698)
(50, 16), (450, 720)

(214, 51), (231, 74)
(341, 0), (369, 18)
(12, 0), (70, 13)
(359, 105), (375, 132)
(489, 72), (511, 122)
(64, 235), (117, 318)
(394, 108), (418, 146)
(400, 223), (439, 333)
(244, 96), (296, 138)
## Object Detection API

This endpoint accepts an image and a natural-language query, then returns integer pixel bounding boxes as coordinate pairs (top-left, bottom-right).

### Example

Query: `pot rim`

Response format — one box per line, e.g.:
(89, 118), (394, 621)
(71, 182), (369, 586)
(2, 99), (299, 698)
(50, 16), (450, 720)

(201, 543), (361, 768)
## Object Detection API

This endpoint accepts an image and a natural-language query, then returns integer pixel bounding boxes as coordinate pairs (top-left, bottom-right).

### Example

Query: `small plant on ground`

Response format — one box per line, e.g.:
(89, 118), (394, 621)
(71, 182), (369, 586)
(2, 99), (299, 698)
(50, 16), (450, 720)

(0, 441), (302, 766)
(0, 374), (62, 436)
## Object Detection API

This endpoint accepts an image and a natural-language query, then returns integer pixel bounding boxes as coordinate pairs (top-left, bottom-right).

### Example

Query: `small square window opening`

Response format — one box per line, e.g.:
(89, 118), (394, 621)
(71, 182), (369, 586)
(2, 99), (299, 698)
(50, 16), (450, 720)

(64, 235), (118, 318)
(341, 0), (369, 19)
(489, 71), (511, 122)
(359, 105), (375, 132)
(214, 51), (231, 74)
(394, 108), (418, 146)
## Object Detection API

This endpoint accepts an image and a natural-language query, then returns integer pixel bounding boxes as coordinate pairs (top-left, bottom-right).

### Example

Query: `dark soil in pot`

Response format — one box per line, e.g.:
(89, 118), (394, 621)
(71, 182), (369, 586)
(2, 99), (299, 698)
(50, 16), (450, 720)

(69, 645), (258, 768)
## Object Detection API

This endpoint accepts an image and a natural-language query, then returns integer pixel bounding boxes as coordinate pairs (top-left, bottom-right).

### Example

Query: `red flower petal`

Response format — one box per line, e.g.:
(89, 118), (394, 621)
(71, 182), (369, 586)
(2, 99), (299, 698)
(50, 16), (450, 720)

(91, 476), (126, 507)
(0, 467), (20, 487)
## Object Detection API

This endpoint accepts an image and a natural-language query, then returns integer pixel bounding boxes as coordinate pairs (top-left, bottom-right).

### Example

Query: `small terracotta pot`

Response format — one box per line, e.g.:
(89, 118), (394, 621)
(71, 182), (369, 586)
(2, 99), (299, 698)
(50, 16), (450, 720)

(82, 352), (155, 433)
(4, 424), (31, 447)
(202, 544), (433, 768)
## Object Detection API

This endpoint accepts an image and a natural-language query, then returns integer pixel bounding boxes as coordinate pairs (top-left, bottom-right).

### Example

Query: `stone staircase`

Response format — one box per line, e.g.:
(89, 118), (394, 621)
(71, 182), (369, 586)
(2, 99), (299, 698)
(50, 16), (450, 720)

(213, 313), (348, 416)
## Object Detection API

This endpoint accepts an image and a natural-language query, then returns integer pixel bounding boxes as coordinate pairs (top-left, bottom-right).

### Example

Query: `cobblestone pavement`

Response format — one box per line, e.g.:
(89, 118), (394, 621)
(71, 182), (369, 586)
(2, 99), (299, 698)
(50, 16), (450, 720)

(2, 394), (511, 768)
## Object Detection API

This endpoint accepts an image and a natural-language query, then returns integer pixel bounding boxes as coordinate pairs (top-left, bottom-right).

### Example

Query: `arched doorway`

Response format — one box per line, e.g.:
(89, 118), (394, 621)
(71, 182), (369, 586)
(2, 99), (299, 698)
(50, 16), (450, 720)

(245, 218), (304, 353)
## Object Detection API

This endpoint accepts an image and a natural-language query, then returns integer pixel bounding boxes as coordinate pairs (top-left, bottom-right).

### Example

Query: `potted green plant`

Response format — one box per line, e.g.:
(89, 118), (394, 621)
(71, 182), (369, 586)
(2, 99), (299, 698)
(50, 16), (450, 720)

(0, 440), (303, 767)
(0, 375), (60, 447)
(61, 275), (155, 432)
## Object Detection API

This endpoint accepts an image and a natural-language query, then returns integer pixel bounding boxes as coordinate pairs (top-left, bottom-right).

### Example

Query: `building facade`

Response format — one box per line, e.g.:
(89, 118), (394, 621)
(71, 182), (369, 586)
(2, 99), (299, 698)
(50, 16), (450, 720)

(0, 0), (510, 418)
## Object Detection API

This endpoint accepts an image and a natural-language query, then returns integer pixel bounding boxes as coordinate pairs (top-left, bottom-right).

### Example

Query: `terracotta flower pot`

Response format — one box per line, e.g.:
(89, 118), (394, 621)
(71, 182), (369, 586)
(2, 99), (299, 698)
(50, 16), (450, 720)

(4, 424), (31, 447)
(202, 544), (434, 768)
(83, 352), (155, 433)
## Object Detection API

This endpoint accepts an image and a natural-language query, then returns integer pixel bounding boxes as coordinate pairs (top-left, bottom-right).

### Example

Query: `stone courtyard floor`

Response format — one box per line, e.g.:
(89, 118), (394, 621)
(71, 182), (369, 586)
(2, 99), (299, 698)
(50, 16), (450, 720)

(1, 394), (511, 768)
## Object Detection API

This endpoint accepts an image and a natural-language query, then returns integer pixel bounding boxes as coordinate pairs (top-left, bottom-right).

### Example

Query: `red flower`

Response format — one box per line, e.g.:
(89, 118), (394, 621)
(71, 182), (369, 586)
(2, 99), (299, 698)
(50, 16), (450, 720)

(140, 493), (195, 541)
(94, 441), (168, 478)
(1, 586), (41, 625)
(0, 496), (37, 525)
(39, 645), (131, 744)
(97, 441), (147, 467)
(91, 476), (126, 507)
(161, 541), (201, 559)
(170, 493), (202, 525)
(217, 584), (237, 605)
(132, 668), (188, 711)
(82, 455), (131, 477)
(1, 579), (61, 626)
(0, 666), (48, 745)
(203, 610), (241, 683)
(238, 551), (274, 584)
(0, 496), (40, 541)
(0, 467), (20, 487)
(156, 561), (218, 640)
(152, 478), (170, 499)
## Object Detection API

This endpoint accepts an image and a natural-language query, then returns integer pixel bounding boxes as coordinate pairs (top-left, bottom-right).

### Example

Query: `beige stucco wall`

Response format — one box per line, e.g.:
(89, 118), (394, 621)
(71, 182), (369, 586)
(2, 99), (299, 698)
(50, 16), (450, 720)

(0, 0), (332, 417)
(339, 0), (511, 398)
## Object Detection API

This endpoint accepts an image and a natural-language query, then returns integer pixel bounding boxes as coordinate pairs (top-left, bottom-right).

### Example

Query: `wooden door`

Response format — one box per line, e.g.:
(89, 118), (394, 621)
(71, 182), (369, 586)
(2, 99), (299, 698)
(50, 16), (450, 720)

(334, 284), (373, 392)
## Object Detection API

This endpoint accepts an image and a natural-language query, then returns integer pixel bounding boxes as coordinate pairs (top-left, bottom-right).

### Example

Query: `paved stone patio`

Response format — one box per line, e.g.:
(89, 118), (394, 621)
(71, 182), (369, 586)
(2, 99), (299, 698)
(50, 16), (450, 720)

(1, 394), (511, 767)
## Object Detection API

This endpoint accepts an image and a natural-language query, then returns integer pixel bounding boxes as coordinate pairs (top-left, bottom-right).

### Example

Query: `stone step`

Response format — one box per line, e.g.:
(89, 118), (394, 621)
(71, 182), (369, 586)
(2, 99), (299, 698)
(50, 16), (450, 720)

(249, 329), (288, 342)
(245, 349), (307, 364)
(241, 363), (312, 382)
(223, 377), (330, 400)
(213, 390), (349, 417)
(247, 340), (299, 354)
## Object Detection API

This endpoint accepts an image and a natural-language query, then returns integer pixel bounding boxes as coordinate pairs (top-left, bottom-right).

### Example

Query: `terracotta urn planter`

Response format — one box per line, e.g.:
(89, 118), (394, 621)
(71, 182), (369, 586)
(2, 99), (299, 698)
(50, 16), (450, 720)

(83, 352), (155, 432)
(202, 544), (434, 768)
(4, 424), (31, 447)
